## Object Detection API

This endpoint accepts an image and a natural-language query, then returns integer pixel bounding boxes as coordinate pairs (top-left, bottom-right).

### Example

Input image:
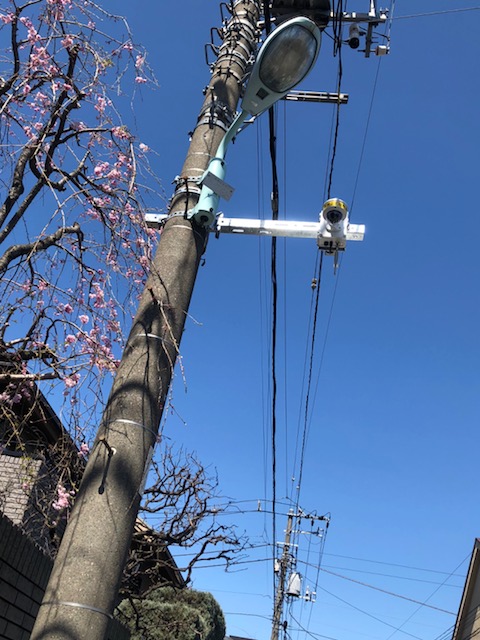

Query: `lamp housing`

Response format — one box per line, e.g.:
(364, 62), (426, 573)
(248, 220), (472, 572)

(241, 16), (322, 116)
(270, 0), (331, 29)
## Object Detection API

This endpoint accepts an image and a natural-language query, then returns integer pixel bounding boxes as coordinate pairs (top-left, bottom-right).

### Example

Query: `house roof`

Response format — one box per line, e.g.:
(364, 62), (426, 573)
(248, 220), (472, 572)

(452, 538), (480, 640)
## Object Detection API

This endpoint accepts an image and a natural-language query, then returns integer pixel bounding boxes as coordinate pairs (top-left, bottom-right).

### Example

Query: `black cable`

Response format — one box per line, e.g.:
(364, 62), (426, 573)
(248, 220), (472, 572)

(316, 584), (424, 640)
(271, 230), (278, 559)
(263, 0), (280, 595)
(383, 552), (471, 640)
(326, 2), (344, 199)
(294, 252), (323, 511)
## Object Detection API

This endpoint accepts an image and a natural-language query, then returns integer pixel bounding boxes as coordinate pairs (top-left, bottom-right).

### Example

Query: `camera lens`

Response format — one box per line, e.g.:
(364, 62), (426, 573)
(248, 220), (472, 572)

(326, 209), (344, 224)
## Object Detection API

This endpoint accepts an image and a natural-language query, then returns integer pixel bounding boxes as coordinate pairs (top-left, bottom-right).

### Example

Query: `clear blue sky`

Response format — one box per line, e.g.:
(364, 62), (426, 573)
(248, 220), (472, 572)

(114, 2), (480, 639)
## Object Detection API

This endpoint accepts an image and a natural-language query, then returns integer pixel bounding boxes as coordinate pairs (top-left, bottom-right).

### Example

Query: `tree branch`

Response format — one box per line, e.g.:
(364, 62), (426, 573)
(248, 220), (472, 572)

(0, 222), (83, 273)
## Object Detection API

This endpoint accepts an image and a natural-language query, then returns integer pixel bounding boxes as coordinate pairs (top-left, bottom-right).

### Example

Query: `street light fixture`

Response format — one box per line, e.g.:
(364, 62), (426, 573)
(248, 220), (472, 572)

(241, 16), (322, 116)
(192, 16), (322, 227)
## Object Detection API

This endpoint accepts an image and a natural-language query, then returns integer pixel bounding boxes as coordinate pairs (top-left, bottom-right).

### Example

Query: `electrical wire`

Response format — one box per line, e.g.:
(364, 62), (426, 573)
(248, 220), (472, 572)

(263, 0), (280, 592)
(394, 8), (480, 20)
(320, 567), (456, 615)
(322, 551), (466, 578)
(382, 552), (471, 640)
(289, 250), (321, 500)
(350, 0), (394, 214)
(289, 613), (342, 640)
(257, 110), (273, 549)
(292, 253), (324, 512)
(316, 584), (424, 640)
(326, 0), (344, 200)
(350, 57), (382, 214)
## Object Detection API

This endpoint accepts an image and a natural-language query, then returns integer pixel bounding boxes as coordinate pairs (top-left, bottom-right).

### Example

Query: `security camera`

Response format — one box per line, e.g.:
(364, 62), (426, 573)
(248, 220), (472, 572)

(316, 197), (364, 260)
(348, 24), (361, 49)
(317, 198), (349, 254)
(321, 198), (348, 227)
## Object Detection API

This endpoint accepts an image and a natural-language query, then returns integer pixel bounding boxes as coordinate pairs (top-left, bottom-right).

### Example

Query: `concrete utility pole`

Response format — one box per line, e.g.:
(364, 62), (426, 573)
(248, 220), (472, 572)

(30, 2), (260, 639)
(271, 510), (294, 640)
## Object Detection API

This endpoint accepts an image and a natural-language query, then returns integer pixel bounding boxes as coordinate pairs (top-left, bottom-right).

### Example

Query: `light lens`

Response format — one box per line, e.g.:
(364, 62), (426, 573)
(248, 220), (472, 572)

(259, 24), (319, 94)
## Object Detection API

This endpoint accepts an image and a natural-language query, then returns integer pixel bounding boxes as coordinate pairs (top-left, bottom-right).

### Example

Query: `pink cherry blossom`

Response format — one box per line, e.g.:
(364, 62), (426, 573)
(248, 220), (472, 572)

(64, 373), (80, 388)
(78, 442), (90, 458)
(52, 485), (73, 511)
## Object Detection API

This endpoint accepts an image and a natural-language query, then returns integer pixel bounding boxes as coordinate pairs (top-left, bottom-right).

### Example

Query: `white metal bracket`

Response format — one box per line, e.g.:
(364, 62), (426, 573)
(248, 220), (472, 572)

(214, 214), (365, 253)
(145, 212), (365, 258)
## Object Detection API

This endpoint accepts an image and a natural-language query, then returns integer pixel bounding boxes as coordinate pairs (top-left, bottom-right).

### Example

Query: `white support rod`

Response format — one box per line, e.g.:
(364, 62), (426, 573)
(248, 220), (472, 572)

(217, 216), (365, 241)
(144, 214), (365, 241)
(217, 216), (321, 239)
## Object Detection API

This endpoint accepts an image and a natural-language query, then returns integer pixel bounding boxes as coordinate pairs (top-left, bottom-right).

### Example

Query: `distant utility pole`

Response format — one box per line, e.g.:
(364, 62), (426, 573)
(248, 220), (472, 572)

(271, 510), (294, 640)
(271, 509), (329, 640)
(30, 2), (260, 639)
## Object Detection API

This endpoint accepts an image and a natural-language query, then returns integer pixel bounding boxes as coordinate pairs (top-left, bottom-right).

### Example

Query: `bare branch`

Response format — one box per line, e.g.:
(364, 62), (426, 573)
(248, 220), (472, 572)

(0, 222), (83, 273)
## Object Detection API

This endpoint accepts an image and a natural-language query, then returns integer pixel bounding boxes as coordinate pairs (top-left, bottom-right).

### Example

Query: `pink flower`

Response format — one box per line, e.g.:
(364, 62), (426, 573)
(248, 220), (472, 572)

(89, 283), (105, 308)
(71, 121), (86, 131)
(65, 334), (76, 345)
(94, 162), (109, 177)
(52, 485), (73, 511)
(64, 373), (80, 388)
(107, 168), (122, 182)
(135, 77), (147, 84)
(79, 314), (89, 324)
(112, 126), (130, 140)
(95, 96), (107, 115)
(78, 442), (90, 459)
(64, 303), (73, 313)
(62, 34), (74, 49)
(139, 143), (149, 153)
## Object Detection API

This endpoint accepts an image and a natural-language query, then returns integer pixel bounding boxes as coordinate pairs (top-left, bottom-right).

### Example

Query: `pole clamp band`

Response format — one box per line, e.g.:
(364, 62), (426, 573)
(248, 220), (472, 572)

(41, 601), (113, 620)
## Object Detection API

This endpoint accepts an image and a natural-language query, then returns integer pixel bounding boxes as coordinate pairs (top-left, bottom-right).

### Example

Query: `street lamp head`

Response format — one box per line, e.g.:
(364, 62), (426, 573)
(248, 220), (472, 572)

(241, 17), (321, 116)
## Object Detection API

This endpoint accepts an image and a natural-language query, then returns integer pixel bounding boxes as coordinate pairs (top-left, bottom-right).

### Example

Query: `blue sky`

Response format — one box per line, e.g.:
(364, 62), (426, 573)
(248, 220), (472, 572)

(113, 2), (480, 639)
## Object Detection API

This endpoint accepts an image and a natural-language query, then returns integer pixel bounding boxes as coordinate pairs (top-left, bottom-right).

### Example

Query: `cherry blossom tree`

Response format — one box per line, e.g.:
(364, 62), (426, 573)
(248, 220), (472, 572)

(0, 0), (242, 584)
(0, 0), (158, 423)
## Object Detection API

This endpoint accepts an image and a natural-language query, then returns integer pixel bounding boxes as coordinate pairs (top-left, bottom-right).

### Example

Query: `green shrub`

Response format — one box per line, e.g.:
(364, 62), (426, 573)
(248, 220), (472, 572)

(117, 586), (226, 640)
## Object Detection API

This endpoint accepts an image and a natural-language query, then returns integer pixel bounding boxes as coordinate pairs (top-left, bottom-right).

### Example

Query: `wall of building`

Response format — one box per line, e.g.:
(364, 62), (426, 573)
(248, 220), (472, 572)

(0, 512), (53, 640)
(0, 453), (40, 527)
(0, 512), (129, 640)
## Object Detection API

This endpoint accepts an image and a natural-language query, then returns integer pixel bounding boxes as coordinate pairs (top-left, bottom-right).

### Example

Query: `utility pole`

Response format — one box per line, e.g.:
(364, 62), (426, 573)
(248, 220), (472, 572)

(271, 509), (330, 640)
(271, 510), (295, 640)
(30, 2), (260, 639)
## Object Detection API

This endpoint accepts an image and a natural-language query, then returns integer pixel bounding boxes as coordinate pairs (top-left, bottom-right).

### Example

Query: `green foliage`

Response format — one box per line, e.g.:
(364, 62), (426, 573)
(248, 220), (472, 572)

(117, 586), (226, 640)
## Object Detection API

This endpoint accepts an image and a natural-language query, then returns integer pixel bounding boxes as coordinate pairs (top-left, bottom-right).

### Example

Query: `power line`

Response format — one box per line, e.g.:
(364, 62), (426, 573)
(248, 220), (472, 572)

(322, 551), (466, 578)
(325, 1), (344, 200)
(382, 552), (471, 640)
(320, 565), (463, 588)
(293, 253), (324, 511)
(316, 584), (424, 640)
(320, 567), (457, 615)
(289, 612), (344, 640)
(394, 8), (480, 20)
(350, 57), (382, 214)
